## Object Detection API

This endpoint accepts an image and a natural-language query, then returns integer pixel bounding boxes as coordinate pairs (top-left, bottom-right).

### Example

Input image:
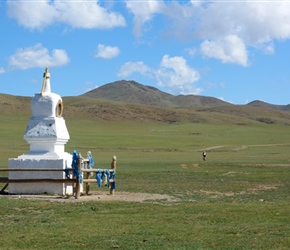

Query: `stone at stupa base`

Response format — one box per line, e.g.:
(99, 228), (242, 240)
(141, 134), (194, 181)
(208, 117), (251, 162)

(8, 155), (74, 195)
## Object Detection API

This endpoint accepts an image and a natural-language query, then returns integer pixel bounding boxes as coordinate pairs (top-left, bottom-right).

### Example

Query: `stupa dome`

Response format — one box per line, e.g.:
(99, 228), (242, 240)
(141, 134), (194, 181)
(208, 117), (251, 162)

(31, 93), (63, 118)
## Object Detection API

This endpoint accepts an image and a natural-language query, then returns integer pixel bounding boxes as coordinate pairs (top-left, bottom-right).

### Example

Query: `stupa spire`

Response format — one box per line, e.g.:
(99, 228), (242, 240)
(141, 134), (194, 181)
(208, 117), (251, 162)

(40, 67), (51, 95)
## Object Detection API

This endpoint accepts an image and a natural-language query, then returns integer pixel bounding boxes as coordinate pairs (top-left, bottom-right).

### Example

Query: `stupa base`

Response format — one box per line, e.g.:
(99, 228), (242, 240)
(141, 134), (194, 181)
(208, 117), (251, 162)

(8, 154), (82, 195)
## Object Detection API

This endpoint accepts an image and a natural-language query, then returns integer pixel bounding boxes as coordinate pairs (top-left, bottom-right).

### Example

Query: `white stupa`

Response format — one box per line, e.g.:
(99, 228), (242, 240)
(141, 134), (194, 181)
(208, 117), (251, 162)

(8, 68), (74, 195)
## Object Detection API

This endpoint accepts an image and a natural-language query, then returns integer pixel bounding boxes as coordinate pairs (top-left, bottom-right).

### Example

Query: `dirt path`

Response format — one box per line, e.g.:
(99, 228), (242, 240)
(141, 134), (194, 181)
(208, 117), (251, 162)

(7, 191), (180, 203)
(200, 143), (290, 152)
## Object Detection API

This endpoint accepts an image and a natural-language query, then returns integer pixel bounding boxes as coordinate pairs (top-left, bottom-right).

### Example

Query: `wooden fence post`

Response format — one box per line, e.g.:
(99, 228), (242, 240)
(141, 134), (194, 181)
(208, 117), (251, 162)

(86, 171), (90, 195)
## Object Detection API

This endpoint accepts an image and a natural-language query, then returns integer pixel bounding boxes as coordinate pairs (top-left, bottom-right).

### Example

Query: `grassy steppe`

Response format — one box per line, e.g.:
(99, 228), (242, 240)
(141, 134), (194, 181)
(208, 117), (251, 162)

(1, 113), (290, 249)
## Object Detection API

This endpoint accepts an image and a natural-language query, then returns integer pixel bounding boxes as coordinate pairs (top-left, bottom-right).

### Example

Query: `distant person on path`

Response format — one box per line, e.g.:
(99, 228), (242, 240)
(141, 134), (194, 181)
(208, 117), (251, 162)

(202, 151), (207, 161)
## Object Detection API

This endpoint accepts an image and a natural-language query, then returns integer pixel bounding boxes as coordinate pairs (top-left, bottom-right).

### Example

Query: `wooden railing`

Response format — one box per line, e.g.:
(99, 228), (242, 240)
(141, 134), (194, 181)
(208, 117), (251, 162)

(0, 166), (116, 199)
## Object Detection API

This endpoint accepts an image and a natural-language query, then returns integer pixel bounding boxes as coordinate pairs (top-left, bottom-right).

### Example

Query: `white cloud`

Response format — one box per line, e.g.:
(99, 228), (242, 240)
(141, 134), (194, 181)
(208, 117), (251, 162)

(7, 0), (58, 30)
(190, 0), (202, 8)
(256, 42), (275, 55)
(95, 44), (120, 59)
(126, 1), (290, 65)
(195, 2), (290, 44)
(156, 55), (201, 94)
(125, 0), (165, 37)
(185, 48), (197, 57)
(7, 0), (126, 30)
(200, 35), (248, 66)
(263, 44), (274, 55)
(55, 1), (126, 29)
(7, 43), (69, 70)
(117, 61), (151, 78)
(118, 55), (201, 95)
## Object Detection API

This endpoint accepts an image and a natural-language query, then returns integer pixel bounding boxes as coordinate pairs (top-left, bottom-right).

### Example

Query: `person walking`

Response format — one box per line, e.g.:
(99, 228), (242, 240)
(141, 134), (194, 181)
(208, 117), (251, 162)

(202, 151), (207, 161)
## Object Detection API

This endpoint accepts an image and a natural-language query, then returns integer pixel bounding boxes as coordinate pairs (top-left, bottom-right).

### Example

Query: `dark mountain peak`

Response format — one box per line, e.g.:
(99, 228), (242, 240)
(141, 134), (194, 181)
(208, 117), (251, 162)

(86, 80), (167, 96)
(82, 80), (230, 108)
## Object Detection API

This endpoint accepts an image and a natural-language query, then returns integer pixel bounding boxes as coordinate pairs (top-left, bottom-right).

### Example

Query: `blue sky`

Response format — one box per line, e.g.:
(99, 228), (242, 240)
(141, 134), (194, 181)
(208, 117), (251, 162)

(1, 0), (290, 105)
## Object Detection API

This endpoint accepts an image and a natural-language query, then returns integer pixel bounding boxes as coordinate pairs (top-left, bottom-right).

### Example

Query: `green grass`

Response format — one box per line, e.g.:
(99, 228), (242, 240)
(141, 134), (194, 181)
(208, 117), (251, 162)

(1, 116), (290, 249)
(1, 199), (290, 249)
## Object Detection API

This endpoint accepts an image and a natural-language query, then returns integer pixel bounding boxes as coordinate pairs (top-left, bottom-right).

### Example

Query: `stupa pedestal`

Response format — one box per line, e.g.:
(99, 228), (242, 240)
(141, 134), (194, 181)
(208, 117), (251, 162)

(8, 68), (78, 195)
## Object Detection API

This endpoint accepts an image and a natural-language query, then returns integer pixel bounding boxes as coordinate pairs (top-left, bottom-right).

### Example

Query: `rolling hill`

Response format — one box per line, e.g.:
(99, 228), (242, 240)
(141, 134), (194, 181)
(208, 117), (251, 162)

(83, 80), (290, 111)
(81, 80), (231, 108)
(246, 100), (290, 112)
(1, 80), (290, 125)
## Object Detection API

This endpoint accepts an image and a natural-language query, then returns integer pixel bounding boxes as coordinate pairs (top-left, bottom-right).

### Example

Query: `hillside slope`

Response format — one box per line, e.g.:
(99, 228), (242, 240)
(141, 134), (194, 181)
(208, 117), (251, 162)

(66, 98), (290, 125)
(81, 80), (231, 108)
(1, 80), (290, 125)
(53, 96), (290, 125)
(247, 100), (290, 112)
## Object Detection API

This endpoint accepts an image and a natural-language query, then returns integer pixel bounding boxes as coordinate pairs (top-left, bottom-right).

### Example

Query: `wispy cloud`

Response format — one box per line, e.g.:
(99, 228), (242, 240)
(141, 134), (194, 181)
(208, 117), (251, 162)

(95, 44), (120, 59)
(118, 55), (201, 95)
(200, 35), (248, 66)
(126, 1), (290, 66)
(7, 0), (126, 30)
(118, 61), (151, 78)
(125, 0), (165, 37)
(7, 43), (69, 70)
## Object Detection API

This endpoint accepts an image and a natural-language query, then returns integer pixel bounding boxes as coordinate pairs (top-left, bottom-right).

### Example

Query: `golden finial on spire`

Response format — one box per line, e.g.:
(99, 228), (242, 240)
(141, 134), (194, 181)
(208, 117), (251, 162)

(40, 67), (51, 95)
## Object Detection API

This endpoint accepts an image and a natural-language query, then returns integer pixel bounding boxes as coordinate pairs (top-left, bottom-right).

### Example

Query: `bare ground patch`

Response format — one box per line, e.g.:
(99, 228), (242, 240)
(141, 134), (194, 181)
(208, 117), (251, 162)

(239, 164), (290, 167)
(196, 184), (281, 198)
(6, 191), (180, 204)
(180, 163), (199, 168)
